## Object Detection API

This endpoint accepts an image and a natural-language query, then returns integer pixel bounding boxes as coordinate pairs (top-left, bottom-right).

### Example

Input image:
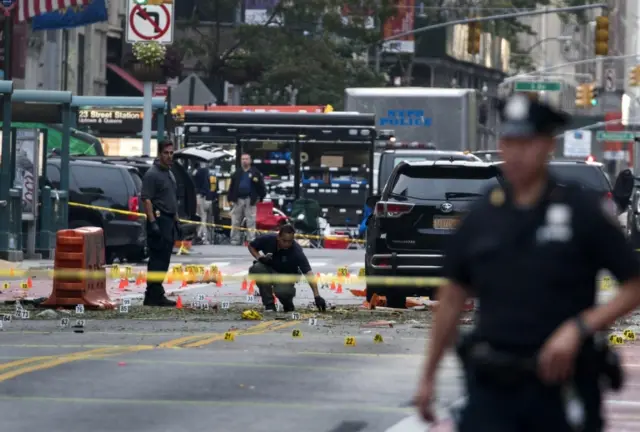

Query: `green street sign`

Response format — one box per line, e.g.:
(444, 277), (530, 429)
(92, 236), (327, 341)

(514, 81), (562, 92)
(596, 131), (636, 142)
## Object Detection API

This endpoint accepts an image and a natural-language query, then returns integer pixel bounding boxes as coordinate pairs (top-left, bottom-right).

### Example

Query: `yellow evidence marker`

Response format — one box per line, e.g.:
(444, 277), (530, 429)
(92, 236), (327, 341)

(609, 334), (624, 345)
(292, 329), (302, 338)
(623, 329), (636, 341)
(344, 336), (356, 346)
(20, 282), (28, 290)
(373, 334), (384, 343)
(110, 265), (120, 279)
(224, 332), (235, 341)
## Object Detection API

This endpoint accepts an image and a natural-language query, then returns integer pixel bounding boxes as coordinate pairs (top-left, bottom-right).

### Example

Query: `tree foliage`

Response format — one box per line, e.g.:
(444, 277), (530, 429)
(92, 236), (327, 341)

(177, 0), (397, 106)
(175, 0), (602, 103)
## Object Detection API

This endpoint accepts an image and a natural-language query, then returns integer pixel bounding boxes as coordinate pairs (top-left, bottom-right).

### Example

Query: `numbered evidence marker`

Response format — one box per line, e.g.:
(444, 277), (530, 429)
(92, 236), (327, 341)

(344, 336), (357, 346)
(308, 317), (318, 326)
(2, 314), (11, 322)
(119, 305), (129, 313)
(60, 317), (70, 328)
(110, 265), (120, 279)
(291, 312), (300, 320)
(20, 310), (29, 319)
(20, 282), (27, 290)
(224, 331), (235, 341)
(123, 298), (132, 307)
(75, 319), (86, 327)
(624, 329), (636, 341)
(292, 328), (302, 338)
(221, 301), (230, 310)
(601, 276), (612, 291)
(246, 295), (255, 303)
(2, 282), (8, 290)
(75, 304), (85, 314)
(609, 334), (624, 345)
(202, 302), (210, 311)
(337, 267), (348, 277)
(197, 294), (206, 302)
(373, 333), (384, 343)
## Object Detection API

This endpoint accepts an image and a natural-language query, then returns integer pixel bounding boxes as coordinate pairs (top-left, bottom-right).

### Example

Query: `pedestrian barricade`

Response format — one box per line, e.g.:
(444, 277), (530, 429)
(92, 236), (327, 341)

(41, 227), (115, 309)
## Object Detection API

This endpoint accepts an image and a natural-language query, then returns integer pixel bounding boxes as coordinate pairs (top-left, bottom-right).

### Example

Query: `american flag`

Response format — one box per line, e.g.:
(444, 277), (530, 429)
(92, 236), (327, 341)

(16, 0), (91, 22)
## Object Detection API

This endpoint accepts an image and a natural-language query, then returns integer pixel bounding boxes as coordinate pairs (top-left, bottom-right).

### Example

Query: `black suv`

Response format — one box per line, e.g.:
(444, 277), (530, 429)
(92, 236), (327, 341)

(47, 158), (146, 264)
(365, 160), (502, 307)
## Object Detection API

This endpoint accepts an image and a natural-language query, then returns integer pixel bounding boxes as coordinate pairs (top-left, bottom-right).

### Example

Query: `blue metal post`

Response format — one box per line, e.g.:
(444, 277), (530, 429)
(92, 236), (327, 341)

(156, 107), (165, 142)
(60, 103), (71, 206)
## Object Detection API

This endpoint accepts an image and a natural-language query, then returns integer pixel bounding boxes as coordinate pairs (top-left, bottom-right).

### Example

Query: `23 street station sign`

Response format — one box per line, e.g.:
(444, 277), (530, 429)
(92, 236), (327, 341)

(76, 108), (158, 133)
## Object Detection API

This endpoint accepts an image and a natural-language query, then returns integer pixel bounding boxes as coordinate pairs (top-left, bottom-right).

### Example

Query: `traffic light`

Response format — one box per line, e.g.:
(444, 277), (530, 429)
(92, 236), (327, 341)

(629, 66), (640, 87)
(595, 15), (609, 56)
(575, 83), (595, 108)
(590, 87), (600, 106)
(467, 22), (481, 55)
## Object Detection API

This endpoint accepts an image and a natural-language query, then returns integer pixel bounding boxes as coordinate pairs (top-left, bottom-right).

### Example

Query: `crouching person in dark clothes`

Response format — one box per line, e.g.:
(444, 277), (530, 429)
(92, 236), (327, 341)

(248, 225), (326, 313)
(141, 140), (181, 307)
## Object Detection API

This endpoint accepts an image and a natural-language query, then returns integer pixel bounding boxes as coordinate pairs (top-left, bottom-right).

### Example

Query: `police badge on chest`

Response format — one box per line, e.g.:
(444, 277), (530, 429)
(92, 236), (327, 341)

(536, 204), (573, 244)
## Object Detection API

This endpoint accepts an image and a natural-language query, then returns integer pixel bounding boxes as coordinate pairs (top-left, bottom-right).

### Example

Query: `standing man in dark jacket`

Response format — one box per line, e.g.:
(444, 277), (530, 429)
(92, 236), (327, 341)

(228, 152), (266, 245)
(141, 140), (180, 307)
(193, 161), (214, 244)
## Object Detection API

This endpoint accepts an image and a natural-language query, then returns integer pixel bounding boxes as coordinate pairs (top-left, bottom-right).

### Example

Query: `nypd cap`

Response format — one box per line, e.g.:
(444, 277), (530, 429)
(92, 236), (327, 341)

(499, 94), (570, 139)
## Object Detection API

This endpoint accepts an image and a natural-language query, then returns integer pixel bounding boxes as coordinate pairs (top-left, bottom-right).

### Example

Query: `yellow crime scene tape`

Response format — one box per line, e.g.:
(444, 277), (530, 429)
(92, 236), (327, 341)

(68, 202), (365, 244)
(0, 264), (618, 291)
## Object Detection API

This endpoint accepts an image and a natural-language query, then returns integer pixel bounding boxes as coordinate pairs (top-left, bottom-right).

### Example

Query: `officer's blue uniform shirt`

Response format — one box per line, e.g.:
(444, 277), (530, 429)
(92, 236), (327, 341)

(442, 94), (640, 350)
(250, 234), (312, 275)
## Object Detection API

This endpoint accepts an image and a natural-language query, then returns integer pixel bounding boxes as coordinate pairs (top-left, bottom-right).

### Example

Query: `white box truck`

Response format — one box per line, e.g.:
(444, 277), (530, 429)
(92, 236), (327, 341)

(344, 87), (478, 151)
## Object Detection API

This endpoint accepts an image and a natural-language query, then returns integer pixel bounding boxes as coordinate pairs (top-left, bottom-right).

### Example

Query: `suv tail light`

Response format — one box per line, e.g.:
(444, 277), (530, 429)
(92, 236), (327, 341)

(374, 201), (415, 218)
(128, 196), (140, 221)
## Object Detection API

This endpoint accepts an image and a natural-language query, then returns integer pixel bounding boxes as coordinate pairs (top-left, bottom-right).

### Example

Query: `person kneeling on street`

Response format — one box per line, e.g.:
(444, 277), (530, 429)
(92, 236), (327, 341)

(248, 225), (326, 313)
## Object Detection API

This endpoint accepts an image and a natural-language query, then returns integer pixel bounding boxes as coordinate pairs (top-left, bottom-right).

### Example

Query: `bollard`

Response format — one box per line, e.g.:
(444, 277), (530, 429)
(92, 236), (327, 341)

(41, 227), (114, 309)
(37, 186), (56, 258)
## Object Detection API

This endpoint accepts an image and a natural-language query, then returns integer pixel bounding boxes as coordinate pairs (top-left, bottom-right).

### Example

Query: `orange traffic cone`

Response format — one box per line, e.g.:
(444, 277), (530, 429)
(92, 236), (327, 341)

(27, 277), (33, 289)
(181, 277), (187, 288)
(336, 284), (343, 294)
(216, 271), (223, 287)
(167, 272), (173, 284)
(241, 279), (248, 291)
(176, 296), (183, 309)
(248, 280), (255, 294)
(330, 281), (336, 291)
(118, 279), (126, 291)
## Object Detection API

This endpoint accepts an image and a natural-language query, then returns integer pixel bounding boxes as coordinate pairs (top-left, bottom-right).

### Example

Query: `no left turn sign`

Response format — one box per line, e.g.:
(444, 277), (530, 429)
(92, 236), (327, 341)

(126, 0), (174, 44)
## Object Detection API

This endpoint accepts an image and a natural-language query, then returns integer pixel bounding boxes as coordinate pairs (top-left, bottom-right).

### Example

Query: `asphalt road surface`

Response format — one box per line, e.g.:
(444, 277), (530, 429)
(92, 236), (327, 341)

(0, 319), (459, 432)
(1, 247), (639, 431)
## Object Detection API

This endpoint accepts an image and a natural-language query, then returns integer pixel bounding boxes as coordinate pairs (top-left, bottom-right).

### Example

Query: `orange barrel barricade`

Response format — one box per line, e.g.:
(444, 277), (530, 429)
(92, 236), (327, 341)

(41, 227), (115, 309)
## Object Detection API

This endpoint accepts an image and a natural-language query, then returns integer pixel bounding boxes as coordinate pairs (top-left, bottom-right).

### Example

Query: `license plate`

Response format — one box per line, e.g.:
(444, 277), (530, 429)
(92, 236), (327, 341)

(433, 217), (460, 230)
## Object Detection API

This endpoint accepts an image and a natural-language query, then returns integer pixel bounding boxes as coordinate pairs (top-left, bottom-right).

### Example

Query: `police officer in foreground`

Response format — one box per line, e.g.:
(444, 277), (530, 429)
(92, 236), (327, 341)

(416, 94), (640, 431)
(248, 224), (326, 313)
(141, 140), (181, 307)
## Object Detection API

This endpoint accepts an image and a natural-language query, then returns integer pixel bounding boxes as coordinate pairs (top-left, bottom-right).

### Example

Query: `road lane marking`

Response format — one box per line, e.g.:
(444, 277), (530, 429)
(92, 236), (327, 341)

(183, 320), (299, 348)
(0, 345), (154, 384)
(231, 270), (248, 277)
(0, 395), (413, 414)
(158, 320), (285, 349)
(0, 356), (53, 372)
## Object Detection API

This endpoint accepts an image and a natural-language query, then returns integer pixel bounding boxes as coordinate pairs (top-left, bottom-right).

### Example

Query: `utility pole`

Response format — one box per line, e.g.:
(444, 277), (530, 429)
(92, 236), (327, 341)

(374, 3), (608, 73)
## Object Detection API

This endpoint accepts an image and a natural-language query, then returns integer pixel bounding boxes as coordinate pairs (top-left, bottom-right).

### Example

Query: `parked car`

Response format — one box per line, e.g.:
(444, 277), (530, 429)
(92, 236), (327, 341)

(47, 157), (146, 264)
(365, 159), (502, 307)
(73, 156), (199, 242)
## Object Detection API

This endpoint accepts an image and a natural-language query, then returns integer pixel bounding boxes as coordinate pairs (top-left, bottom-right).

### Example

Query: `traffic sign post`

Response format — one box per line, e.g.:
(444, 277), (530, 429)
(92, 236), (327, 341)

(126, 0), (174, 44)
(125, 0), (174, 155)
(514, 81), (562, 92)
(596, 131), (635, 142)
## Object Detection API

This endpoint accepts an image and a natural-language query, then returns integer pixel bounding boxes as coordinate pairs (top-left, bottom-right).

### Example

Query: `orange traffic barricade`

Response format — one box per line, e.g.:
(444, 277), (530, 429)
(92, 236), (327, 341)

(41, 227), (115, 309)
